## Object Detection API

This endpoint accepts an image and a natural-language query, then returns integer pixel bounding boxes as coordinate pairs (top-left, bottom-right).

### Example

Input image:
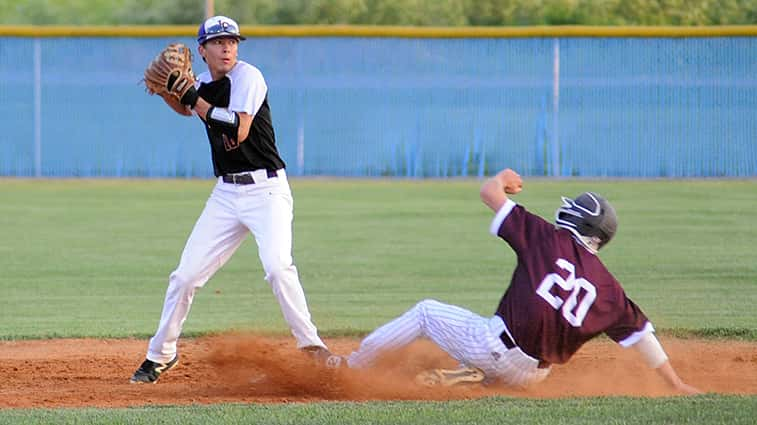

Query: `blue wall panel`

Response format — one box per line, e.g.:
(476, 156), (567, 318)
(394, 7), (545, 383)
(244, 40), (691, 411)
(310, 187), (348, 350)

(0, 36), (754, 177)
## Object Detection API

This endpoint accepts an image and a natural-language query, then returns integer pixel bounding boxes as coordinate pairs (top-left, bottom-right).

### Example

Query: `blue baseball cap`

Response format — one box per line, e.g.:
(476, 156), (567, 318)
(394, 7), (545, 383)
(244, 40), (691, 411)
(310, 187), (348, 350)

(197, 16), (246, 44)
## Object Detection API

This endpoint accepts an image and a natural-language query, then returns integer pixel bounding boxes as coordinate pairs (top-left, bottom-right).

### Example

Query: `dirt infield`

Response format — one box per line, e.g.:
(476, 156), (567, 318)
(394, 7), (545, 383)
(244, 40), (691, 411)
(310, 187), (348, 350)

(0, 335), (755, 408)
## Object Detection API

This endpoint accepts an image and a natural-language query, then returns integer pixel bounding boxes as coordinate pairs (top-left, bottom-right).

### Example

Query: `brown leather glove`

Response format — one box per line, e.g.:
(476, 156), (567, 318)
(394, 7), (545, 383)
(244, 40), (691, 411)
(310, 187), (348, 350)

(143, 43), (197, 104)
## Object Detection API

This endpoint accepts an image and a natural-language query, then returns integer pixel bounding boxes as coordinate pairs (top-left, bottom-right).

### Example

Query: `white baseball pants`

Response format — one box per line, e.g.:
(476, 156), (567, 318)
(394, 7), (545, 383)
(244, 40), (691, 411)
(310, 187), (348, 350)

(147, 170), (325, 363)
(347, 299), (550, 387)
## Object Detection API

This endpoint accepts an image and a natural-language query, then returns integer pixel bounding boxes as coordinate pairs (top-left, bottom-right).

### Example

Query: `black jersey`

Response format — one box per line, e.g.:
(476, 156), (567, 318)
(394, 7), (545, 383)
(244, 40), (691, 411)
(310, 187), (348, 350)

(196, 60), (285, 176)
(491, 200), (651, 365)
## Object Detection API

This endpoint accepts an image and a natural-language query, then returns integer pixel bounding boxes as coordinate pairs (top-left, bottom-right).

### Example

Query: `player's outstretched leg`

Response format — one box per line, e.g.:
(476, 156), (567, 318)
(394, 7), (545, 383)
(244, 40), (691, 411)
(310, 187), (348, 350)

(265, 264), (327, 350)
(347, 299), (492, 374)
(134, 191), (247, 383)
(346, 299), (445, 368)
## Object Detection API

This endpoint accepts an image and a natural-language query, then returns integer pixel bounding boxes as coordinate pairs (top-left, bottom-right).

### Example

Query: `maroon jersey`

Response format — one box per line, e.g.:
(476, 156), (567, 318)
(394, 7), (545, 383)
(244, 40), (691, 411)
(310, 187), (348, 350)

(492, 201), (650, 365)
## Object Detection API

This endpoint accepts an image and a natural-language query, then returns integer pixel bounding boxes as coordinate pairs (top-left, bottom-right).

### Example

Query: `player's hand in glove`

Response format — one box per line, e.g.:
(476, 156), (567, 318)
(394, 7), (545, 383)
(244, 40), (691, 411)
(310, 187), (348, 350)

(143, 43), (199, 109)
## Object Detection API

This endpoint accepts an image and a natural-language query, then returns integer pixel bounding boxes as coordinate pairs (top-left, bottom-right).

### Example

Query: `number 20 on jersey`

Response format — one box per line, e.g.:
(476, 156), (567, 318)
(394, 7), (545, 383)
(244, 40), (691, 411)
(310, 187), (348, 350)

(536, 258), (597, 327)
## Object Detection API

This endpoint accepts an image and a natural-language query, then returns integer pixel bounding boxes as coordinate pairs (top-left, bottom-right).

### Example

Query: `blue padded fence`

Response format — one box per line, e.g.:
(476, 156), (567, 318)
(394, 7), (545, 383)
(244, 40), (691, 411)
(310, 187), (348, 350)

(0, 36), (755, 178)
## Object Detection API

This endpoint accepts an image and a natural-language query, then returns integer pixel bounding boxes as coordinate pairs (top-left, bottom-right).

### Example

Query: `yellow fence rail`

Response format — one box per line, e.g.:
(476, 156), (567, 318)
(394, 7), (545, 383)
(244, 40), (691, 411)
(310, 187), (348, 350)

(1, 25), (756, 38)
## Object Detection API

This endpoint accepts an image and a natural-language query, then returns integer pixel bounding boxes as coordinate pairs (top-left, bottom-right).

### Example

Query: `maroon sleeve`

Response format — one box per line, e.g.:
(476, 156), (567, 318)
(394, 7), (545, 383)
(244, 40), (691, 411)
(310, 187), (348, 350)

(604, 296), (651, 345)
(494, 203), (556, 255)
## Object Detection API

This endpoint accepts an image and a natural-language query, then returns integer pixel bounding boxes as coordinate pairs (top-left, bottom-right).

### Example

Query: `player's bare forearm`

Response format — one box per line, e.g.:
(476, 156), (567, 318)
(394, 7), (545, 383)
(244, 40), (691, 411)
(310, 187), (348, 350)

(192, 97), (211, 119)
(480, 168), (522, 212)
(655, 361), (703, 395)
(159, 93), (192, 116)
(632, 333), (702, 395)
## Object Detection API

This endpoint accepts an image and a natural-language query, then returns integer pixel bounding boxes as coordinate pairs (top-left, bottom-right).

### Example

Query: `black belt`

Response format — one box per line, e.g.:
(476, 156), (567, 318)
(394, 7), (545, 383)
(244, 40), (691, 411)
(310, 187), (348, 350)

(222, 170), (278, 185)
(499, 329), (517, 350)
(499, 330), (551, 369)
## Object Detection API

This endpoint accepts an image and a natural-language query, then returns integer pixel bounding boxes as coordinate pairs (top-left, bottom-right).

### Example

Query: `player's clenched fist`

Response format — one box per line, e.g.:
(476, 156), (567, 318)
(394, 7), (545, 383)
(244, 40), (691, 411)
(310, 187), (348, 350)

(498, 168), (523, 194)
(480, 167), (523, 212)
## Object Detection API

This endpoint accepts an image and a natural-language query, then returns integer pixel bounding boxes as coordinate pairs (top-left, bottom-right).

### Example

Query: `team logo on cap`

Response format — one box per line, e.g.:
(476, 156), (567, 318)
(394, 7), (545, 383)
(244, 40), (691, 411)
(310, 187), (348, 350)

(216, 19), (232, 32)
(198, 15), (245, 44)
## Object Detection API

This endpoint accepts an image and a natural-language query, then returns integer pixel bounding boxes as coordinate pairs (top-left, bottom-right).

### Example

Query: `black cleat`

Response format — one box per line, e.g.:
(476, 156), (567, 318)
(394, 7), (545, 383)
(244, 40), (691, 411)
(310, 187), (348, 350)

(129, 355), (179, 384)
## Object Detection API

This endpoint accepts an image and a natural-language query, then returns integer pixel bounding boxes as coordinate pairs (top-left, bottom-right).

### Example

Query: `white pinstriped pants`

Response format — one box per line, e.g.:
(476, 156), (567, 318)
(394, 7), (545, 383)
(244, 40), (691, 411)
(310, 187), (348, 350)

(146, 170), (325, 363)
(347, 299), (551, 387)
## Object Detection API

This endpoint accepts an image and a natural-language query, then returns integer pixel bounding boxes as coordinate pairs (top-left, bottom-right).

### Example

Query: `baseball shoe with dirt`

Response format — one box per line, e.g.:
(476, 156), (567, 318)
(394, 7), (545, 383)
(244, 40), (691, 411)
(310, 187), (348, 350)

(301, 345), (332, 361)
(324, 354), (347, 369)
(300, 346), (346, 369)
(129, 355), (179, 384)
(414, 366), (486, 387)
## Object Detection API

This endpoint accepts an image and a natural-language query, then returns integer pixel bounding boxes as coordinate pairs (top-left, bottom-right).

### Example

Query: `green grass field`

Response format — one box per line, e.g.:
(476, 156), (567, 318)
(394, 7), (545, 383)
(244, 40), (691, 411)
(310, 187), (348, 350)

(1, 396), (756, 425)
(1, 178), (755, 423)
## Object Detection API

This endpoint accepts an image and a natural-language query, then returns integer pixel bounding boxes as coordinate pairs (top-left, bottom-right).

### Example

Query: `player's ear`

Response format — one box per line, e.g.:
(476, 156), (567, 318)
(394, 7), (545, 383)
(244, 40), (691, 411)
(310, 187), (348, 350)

(198, 45), (207, 63)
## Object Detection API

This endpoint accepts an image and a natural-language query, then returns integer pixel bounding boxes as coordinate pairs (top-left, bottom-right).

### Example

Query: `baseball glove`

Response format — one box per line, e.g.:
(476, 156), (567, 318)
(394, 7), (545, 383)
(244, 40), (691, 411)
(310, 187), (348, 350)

(143, 43), (196, 102)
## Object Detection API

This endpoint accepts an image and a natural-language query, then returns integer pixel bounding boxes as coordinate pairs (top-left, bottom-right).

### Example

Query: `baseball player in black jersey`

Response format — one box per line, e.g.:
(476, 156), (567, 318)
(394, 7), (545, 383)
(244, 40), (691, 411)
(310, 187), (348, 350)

(131, 16), (331, 383)
(330, 168), (701, 394)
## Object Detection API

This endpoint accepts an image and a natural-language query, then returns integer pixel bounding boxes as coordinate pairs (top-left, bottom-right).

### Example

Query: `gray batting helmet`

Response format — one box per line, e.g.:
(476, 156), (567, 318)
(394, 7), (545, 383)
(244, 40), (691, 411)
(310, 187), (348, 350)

(555, 192), (617, 251)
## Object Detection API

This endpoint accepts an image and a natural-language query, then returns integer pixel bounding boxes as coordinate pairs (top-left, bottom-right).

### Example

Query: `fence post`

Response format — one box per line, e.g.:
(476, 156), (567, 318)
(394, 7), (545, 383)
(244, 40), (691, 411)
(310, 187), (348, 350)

(34, 38), (42, 177)
(551, 37), (560, 177)
(296, 114), (305, 176)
